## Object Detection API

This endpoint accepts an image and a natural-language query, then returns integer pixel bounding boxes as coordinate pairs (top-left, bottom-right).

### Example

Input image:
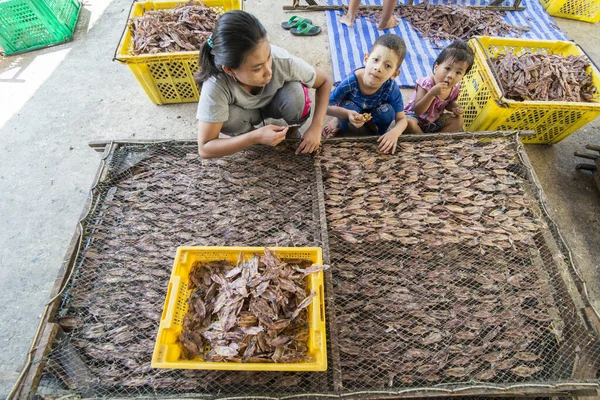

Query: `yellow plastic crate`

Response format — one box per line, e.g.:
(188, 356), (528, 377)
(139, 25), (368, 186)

(114, 0), (242, 105)
(539, 0), (600, 23)
(458, 37), (600, 144)
(152, 246), (327, 371)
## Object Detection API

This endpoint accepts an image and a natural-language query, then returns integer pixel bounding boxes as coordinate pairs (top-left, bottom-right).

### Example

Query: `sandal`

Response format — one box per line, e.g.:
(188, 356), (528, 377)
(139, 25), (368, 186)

(290, 21), (322, 36)
(281, 16), (313, 30)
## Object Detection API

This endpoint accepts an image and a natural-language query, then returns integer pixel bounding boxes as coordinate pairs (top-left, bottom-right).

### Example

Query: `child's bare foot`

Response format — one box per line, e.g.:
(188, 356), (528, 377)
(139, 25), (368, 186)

(340, 13), (355, 27)
(322, 118), (341, 138)
(377, 15), (398, 30)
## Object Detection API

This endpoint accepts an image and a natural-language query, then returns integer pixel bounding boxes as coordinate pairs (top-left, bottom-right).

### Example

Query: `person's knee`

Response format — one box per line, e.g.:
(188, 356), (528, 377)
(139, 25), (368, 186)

(221, 118), (253, 135)
(221, 105), (259, 135)
(371, 104), (395, 133)
(440, 115), (463, 133)
(447, 114), (463, 129)
(405, 118), (419, 133)
(272, 82), (307, 122)
(340, 100), (362, 114)
(372, 103), (395, 124)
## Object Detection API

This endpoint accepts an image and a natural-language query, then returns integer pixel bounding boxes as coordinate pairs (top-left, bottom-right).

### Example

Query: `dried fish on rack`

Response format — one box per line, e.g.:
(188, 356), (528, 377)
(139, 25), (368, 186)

(490, 53), (597, 102)
(321, 138), (558, 387)
(129, 0), (220, 55)
(356, 4), (529, 45)
(45, 143), (322, 395)
(322, 138), (545, 250)
(179, 249), (324, 363)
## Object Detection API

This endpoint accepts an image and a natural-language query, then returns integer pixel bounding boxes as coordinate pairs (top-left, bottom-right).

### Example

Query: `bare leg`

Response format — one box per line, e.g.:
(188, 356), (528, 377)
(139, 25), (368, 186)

(322, 118), (341, 138)
(439, 115), (464, 133)
(377, 0), (398, 30)
(404, 118), (423, 134)
(340, 0), (360, 27)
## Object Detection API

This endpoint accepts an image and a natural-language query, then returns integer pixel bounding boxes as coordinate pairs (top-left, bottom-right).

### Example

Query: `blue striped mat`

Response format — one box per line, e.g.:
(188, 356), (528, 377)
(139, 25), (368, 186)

(326, 0), (569, 87)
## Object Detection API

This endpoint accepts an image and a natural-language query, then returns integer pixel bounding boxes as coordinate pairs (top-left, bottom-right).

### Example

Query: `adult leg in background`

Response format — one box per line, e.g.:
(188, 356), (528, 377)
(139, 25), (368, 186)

(340, 0), (360, 27)
(378, 0), (398, 30)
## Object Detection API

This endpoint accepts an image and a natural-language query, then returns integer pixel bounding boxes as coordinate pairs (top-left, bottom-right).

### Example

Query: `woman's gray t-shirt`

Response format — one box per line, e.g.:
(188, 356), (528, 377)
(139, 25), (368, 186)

(196, 45), (316, 123)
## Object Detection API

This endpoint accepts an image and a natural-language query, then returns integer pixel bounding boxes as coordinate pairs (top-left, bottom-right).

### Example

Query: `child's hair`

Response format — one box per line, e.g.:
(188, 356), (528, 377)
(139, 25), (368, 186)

(371, 34), (406, 69)
(195, 10), (267, 84)
(434, 40), (475, 75)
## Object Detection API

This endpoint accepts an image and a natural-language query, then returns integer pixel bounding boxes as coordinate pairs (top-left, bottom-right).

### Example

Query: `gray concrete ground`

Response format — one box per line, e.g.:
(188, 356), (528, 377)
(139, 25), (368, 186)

(0, 0), (599, 397)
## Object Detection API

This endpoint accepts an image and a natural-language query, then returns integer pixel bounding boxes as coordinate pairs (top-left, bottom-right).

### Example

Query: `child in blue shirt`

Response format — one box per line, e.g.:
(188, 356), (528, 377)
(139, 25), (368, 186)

(323, 34), (408, 154)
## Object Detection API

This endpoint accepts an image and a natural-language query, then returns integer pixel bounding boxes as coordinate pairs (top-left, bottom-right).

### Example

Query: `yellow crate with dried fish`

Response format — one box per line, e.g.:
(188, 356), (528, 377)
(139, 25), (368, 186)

(458, 37), (600, 144)
(539, 0), (600, 23)
(114, 0), (242, 104)
(152, 246), (327, 371)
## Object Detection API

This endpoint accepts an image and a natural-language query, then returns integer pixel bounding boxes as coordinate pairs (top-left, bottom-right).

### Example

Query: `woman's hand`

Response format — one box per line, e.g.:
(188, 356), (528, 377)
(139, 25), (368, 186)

(254, 125), (288, 146)
(296, 126), (321, 155)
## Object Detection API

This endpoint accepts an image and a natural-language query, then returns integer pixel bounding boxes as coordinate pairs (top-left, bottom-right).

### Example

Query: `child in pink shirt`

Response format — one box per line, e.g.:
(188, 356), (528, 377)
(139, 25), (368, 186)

(404, 40), (474, 133)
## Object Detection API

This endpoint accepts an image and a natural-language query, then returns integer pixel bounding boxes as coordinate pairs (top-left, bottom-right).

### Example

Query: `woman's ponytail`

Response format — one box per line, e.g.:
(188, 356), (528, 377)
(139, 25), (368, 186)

(195, 40), (220, 84)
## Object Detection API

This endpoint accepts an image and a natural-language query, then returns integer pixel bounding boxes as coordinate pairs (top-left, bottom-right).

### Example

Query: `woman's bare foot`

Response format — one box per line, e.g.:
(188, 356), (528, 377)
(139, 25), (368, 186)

(377, 14), (398, 30)
(322, 118), (341, 138)
(340, 13), (355, 27)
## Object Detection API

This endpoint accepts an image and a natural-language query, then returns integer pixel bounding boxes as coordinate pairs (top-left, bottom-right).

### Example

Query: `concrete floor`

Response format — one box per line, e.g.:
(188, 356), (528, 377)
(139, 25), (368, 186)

(0, 0), (599, 397)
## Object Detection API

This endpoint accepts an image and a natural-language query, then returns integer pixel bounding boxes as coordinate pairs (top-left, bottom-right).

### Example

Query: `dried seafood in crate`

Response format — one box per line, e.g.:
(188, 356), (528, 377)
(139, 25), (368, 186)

(179, 248), (326, 363)
(489, 53), (597, 102)
(355, 4), (529, 45)
(129, 0), (219, 55)
(321, 139), (560, 387)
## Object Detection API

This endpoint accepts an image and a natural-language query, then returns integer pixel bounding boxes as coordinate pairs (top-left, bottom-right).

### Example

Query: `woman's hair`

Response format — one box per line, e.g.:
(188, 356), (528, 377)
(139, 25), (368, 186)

(434, 40), (475, 75)
(371, 34), (406, 69)
(195, 10), (267, 83)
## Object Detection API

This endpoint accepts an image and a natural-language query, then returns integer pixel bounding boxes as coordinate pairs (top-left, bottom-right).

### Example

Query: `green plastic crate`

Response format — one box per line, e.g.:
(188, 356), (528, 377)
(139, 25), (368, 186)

(0, 0), (82, 56)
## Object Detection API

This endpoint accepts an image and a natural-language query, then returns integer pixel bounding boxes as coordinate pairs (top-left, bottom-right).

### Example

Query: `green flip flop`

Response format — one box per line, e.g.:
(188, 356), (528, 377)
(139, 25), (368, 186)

(290, 21), (322, 36)
(281, 16), (313, 30)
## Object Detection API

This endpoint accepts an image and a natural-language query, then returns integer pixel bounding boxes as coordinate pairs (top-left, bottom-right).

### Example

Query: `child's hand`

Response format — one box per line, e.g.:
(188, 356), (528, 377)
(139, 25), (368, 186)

(451, 103), (464, 116)
(430, 82), (449, 97)
(255, 125), (288, 147)
(348, 110), (365, 128)
(377, 131), (401, 154)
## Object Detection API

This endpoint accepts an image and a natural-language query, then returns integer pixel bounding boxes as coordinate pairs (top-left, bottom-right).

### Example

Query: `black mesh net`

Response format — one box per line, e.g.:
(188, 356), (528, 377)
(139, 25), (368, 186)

(27, 133), (600, 399)
(37, 142), (331, 398)
(319, 137), (598, 391)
